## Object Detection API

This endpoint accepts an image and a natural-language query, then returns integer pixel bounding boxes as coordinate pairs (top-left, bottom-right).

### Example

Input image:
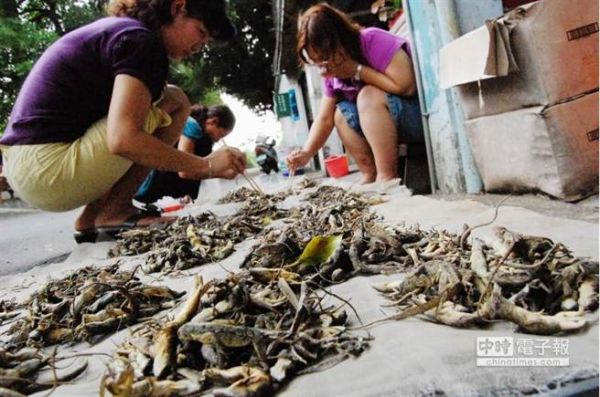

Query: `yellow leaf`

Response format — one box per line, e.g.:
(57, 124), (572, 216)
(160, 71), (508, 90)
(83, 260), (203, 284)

(296, 235), (343, 266)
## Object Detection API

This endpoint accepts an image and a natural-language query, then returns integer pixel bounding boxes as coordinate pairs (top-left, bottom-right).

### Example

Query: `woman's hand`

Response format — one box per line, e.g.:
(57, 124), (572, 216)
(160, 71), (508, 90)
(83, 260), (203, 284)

(205, 147), (246, 179)
(333, 58), (359, 80)
(286, 149), (312, 174)
(320, 57), (359, 80)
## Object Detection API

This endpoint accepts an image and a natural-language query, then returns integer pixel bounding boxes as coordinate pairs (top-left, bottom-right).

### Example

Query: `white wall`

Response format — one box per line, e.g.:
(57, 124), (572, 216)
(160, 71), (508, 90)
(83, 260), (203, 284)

(277, 72), (345, 172)
(304, 67), (345, 164)
(277, 75), (310, 148)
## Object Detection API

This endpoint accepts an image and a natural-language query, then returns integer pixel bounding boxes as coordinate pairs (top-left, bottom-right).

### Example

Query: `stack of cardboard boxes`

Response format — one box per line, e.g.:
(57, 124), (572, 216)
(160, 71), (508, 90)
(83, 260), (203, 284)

(440, 0), (598, 201)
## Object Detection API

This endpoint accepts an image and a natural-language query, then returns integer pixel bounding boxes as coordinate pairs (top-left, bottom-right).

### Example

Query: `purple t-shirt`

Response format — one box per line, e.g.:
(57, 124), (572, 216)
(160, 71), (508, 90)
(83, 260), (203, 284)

(0, 17), (169, 145)
(323, 27), (411, 102)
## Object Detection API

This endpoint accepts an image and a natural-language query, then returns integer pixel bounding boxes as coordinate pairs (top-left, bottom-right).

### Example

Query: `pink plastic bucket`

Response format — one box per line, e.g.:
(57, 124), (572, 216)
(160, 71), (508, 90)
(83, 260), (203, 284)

(324, 155), (349, 178)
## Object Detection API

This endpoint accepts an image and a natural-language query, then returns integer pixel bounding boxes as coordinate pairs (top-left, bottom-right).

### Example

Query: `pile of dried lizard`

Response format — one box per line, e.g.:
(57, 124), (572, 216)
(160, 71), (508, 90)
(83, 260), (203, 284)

(242, 185), (598, 334)
(372, 225), (598, 334)
(0, 346), (88, 396)
(0, 264), (184, 396)
(4, 181), (594, 396)
(100, 182), (598, 396)
(216, 178), (318, 204)
(102, 274), (368, 396)
(111, 183), (598, 334)
(110, 197), (290, 273)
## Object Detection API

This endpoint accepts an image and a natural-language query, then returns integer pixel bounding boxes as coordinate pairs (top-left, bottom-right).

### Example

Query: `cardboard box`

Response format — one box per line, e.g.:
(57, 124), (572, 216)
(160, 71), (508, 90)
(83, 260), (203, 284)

(464, 91), (598, 201)
(440, 0), (599, 120)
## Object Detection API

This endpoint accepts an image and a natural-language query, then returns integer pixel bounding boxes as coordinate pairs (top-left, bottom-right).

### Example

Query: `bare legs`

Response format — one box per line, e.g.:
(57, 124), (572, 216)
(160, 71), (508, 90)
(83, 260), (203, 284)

(74, 85), (190, 231)
(334, 109), (377, 184)
(334, 85), (399, 183)
(357, 86), (399, 181)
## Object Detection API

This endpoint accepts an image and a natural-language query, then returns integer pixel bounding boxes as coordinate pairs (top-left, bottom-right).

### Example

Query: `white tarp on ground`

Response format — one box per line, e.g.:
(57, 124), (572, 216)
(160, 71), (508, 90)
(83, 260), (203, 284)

(1, 172), (598, 396)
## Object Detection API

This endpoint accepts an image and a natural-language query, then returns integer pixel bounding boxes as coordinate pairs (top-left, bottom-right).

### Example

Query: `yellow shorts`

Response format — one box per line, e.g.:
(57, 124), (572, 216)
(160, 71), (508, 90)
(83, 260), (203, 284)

(0, 107), (171, 212)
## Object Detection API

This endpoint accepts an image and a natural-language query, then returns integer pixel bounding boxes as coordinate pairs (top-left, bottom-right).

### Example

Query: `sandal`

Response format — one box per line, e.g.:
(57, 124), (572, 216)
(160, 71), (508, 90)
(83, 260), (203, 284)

(72, 206), (164, 244)
(73, 229), (98, 244)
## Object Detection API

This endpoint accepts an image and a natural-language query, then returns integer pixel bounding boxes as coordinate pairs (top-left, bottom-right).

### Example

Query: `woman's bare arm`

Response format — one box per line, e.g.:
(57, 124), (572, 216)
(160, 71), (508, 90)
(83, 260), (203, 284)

(359, 49), (417, 96)
(286, 96), (337, 171)
(303, 96), (337, 155)
(106, 75), (244, 179)
(177, 135), (197, 179)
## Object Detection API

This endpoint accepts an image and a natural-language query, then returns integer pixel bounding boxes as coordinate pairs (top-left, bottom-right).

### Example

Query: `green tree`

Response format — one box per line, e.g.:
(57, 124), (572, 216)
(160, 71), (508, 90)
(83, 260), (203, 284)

(0, 0), (105, 132)
(0, 0), (19, 18)
(188, 0), (277, 112)
(0, 18), (57, 132)
(16, 0), (107, 34)
(0, 0), (279, 133)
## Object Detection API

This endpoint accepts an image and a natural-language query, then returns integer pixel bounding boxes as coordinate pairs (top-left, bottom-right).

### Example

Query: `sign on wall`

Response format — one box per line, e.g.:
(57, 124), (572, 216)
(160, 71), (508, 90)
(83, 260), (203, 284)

(275, 89), (301, 122)
(288, 89), (300, 122)
(275, 92), (291, 118)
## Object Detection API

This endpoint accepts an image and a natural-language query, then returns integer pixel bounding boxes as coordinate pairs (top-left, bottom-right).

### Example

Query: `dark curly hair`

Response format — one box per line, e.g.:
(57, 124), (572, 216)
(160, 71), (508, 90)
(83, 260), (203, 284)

(107, 0), (234, 41)
(296, 3), (367, 66)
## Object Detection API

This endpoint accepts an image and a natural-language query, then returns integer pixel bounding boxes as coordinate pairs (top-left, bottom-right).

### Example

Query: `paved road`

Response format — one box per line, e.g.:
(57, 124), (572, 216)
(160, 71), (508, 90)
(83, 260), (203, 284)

(0, 204), (78, 276)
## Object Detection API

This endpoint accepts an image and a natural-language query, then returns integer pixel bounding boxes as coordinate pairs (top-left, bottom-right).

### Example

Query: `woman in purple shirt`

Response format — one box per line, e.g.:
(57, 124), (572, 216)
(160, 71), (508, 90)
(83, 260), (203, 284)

(287, 3), (424, 184)
(0, 0), (246, 242)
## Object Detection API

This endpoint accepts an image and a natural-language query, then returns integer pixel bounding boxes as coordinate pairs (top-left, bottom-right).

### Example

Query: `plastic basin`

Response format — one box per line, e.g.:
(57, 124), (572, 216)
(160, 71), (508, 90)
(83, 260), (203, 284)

(324, 155), (349, 178)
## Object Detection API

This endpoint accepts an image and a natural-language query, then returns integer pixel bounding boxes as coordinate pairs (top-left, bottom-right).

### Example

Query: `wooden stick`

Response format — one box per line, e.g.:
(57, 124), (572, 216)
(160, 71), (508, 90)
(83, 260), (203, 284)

(287, 166), (296, 189)
(221, 139), (265, 196)
(242, 171), (266, 196)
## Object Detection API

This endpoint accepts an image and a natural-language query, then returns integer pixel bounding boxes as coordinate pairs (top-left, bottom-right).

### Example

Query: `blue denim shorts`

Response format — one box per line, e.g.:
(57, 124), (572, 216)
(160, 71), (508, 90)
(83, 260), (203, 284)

(336, 94), (424, 143)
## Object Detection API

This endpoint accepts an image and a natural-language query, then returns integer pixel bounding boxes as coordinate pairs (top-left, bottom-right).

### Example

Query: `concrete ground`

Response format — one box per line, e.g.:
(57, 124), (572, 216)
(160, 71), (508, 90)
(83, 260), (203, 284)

(432, 192), (599, 223)
(0, 200), (78, 276)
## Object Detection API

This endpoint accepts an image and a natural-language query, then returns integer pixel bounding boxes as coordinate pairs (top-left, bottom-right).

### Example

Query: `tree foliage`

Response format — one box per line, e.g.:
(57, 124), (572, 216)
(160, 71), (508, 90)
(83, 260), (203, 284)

(0, 0), (388, 132)
(0, 0), (280, 133)
(189, 0), (276, 112)
(0, 18), (57, 132)
(0, 0), (106, 132)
